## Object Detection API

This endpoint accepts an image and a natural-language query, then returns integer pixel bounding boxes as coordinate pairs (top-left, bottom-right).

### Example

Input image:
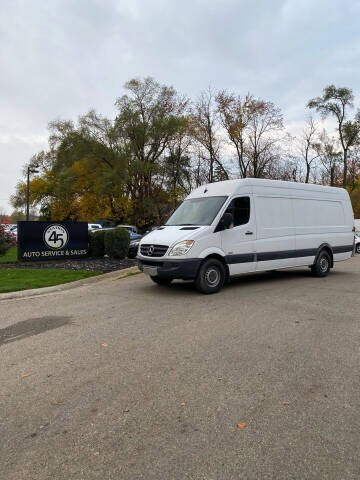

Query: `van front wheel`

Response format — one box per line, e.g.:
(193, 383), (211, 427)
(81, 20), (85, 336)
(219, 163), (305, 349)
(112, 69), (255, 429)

(195, 259), (225, 294)
(311, 251), (331, 277)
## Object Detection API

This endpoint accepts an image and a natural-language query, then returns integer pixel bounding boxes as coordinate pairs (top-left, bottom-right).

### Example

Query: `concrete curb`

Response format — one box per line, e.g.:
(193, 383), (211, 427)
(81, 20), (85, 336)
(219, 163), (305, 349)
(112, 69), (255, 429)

(0, 266), (140, 301)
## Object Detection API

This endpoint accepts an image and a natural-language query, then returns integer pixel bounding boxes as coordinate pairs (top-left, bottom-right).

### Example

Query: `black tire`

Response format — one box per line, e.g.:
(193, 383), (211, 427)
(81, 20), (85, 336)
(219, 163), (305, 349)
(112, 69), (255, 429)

(150, 276), (172, 286)
(356, 244), (360, 254)
(195, 258), (226, 294)
(311, 250), (331, 277)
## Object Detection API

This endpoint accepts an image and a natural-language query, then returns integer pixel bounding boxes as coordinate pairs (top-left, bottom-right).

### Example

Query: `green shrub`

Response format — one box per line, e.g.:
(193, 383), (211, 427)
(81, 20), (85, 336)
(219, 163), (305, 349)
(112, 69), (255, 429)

(104, 228), (130, 259)
(89, 230), (106, 257)
(0, 239), (10, 256)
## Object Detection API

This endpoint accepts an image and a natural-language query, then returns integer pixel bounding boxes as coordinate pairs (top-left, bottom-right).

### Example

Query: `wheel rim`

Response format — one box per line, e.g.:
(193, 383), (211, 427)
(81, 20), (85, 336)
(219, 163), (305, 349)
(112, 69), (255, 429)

(204, 267), (220, 287)
(319, 256), (329, 273)
(357, 245), (360, 254)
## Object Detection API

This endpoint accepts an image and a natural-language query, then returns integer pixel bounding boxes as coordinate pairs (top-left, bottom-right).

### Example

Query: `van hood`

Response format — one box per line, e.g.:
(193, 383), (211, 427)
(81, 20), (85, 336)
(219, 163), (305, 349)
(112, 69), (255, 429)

(140, 225), (210, 247)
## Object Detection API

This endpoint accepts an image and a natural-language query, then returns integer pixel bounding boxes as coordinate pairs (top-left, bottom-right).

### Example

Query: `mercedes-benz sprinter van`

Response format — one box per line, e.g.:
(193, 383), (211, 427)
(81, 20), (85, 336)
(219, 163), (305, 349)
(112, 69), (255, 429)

(137, 179), (354, 294)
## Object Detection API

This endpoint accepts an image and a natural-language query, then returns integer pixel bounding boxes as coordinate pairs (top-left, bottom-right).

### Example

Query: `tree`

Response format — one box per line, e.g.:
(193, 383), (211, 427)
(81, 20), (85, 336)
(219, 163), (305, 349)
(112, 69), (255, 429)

(190, 88), (229, 183)
(216, 91), (258, 177)
(245, 100), (285, 178)
(12, 77), (360, 230)
(114, 77), (189, 228)
(347, 145), (360, 193)
(349, 182), (360, 218)
(0, 209), (9, 223)
(12, 77), (191, 229)
(10, 210), (31, 222)
(308, 85), (360, 187)
(297, 118), (321, 183)
(115, 77), (188, 197)
(161, 124), (193, 205)
(317, 130), (342, 186)
(12, 113), (129, 223)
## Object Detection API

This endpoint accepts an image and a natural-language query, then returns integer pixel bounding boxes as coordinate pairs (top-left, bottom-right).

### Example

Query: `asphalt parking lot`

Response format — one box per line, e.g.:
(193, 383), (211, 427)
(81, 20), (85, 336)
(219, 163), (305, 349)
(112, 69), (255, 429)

(1, 256), (360, 480)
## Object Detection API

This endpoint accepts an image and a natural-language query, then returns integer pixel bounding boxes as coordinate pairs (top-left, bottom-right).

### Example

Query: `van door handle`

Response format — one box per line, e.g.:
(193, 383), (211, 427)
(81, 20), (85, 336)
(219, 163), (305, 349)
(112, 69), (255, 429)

(245, 231), (253, 235)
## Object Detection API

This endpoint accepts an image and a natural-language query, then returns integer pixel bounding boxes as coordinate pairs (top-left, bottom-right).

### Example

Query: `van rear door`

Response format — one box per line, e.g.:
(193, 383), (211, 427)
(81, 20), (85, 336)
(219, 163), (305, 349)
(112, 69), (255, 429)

(221, 195), (256, 275)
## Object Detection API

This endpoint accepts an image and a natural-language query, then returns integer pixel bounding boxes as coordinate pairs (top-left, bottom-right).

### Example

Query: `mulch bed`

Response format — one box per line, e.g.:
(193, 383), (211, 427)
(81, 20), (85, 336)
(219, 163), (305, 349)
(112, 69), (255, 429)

(0, 257), (137, 273)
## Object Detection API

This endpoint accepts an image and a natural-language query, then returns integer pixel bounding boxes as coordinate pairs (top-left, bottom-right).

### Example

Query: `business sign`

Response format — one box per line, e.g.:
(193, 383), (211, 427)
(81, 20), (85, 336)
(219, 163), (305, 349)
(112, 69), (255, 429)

(17, 221), (88, 261)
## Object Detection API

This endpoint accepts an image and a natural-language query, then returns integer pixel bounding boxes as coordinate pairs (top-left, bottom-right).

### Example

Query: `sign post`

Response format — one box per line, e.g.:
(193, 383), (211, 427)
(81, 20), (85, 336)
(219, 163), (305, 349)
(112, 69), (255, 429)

(17, 221), (89, 261)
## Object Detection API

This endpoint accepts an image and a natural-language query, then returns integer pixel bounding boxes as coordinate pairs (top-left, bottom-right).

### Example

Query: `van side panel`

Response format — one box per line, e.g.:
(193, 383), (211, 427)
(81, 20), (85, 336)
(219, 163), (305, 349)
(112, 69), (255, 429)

(293, 193), (353, 265)
(253, 189), (296, 271)
(252, 185), (353, 273)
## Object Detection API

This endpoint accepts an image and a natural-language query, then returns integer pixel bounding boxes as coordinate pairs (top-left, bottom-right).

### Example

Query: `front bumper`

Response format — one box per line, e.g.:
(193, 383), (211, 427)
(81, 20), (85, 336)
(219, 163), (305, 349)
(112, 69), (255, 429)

(137, 257), (202, 280)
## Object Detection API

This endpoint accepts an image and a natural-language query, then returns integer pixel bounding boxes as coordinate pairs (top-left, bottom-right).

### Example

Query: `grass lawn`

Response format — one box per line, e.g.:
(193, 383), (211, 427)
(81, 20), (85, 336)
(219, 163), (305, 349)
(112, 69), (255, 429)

(0, 247), (18, 264)
(0, 268), (100, 293)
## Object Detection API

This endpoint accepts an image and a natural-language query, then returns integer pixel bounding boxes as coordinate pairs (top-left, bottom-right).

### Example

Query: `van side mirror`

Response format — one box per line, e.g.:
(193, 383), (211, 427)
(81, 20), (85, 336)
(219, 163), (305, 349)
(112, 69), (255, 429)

(216, 212), (233, 232)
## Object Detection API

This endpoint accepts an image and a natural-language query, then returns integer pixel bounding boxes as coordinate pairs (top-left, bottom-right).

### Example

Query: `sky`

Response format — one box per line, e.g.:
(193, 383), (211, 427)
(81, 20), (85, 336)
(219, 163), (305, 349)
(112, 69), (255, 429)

(1, 0), (360, 213)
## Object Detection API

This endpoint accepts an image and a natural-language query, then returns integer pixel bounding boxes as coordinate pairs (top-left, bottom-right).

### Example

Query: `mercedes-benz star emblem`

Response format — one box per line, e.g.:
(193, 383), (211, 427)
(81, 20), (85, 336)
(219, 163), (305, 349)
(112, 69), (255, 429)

(148, 245), (154, 256)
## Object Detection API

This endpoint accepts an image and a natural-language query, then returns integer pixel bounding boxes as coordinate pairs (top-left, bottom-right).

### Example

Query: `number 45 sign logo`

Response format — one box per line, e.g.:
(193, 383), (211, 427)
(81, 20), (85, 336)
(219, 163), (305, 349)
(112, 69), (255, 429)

(43, 224), (69, 250)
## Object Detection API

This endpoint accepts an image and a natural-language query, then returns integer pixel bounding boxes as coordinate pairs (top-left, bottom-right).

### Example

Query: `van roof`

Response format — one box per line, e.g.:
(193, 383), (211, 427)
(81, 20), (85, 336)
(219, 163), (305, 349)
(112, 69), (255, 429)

(187, 178), (348, 199)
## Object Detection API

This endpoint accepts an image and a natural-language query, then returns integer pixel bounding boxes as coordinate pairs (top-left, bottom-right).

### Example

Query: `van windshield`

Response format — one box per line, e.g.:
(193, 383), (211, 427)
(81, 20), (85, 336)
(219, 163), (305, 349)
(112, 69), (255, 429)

(166, 196), (227, 226)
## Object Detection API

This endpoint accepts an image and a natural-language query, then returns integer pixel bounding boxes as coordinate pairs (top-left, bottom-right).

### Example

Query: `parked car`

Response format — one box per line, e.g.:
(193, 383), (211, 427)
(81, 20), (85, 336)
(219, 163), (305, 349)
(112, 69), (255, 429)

(88, 223), (102, 231)
(1, 224), (14, 232)
(118, 225), (141, 240)
(101, 226), (141, 240)
(137, 178), (354, 294)
(117, 224), (138, 234)
(128, 227), (162, 258)
(10, 227), (17, 240)
(128, 237), (142, 258)
(355, 233), (360, 254)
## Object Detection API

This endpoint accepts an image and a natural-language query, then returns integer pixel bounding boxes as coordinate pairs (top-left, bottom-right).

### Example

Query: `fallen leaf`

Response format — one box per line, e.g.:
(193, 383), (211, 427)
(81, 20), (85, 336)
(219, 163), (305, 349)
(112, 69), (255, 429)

(101, 343), (108, 347)
(184, 355), (191, 359)
(237, 423), (247, 429)
(283, 402), (290, 406)
(20, 373), (31, 378)
(93, 451), (100, 456)
(50, 401), (64, 406)
(123, 409), (130, 413)
(288, 351), (294, 353)
(181, 402), (186, 406)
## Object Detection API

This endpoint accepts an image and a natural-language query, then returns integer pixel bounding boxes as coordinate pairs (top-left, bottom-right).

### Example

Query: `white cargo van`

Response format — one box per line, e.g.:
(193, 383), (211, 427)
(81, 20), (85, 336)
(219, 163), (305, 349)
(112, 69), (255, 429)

(137, 179), (354, 294)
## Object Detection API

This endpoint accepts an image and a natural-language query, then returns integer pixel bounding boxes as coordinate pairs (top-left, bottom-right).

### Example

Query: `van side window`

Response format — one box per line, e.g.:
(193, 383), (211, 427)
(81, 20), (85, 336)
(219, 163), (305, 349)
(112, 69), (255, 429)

(226, 197), (250, 227)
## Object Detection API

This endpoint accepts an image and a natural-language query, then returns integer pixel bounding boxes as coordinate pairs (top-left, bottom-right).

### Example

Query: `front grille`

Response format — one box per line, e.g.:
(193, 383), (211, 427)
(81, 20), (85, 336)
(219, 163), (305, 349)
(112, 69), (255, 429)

(140, 244), (168, 257)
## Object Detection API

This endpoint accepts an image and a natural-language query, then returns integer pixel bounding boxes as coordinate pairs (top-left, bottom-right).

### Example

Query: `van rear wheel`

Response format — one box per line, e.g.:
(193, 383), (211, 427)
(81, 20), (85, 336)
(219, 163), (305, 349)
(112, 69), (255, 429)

(195, 259), (225, 294)
(356, 244), (360, 254)
(311, 251), (331, 277)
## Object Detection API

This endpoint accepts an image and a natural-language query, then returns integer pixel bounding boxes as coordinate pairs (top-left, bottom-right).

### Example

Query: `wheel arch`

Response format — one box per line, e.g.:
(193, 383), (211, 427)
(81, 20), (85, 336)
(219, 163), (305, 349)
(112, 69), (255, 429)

(201, 253), (230, 282)
(314, 243), (334, 268)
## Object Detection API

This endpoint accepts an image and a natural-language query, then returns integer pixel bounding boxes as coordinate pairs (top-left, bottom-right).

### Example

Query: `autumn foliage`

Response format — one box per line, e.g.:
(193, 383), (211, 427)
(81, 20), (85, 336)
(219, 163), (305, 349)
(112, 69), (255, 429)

(11, 79), (360, 228)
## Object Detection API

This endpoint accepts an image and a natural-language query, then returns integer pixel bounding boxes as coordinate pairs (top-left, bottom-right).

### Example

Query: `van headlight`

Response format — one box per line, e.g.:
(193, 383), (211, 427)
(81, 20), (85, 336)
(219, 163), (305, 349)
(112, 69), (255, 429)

(168, 240), (194, 256)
